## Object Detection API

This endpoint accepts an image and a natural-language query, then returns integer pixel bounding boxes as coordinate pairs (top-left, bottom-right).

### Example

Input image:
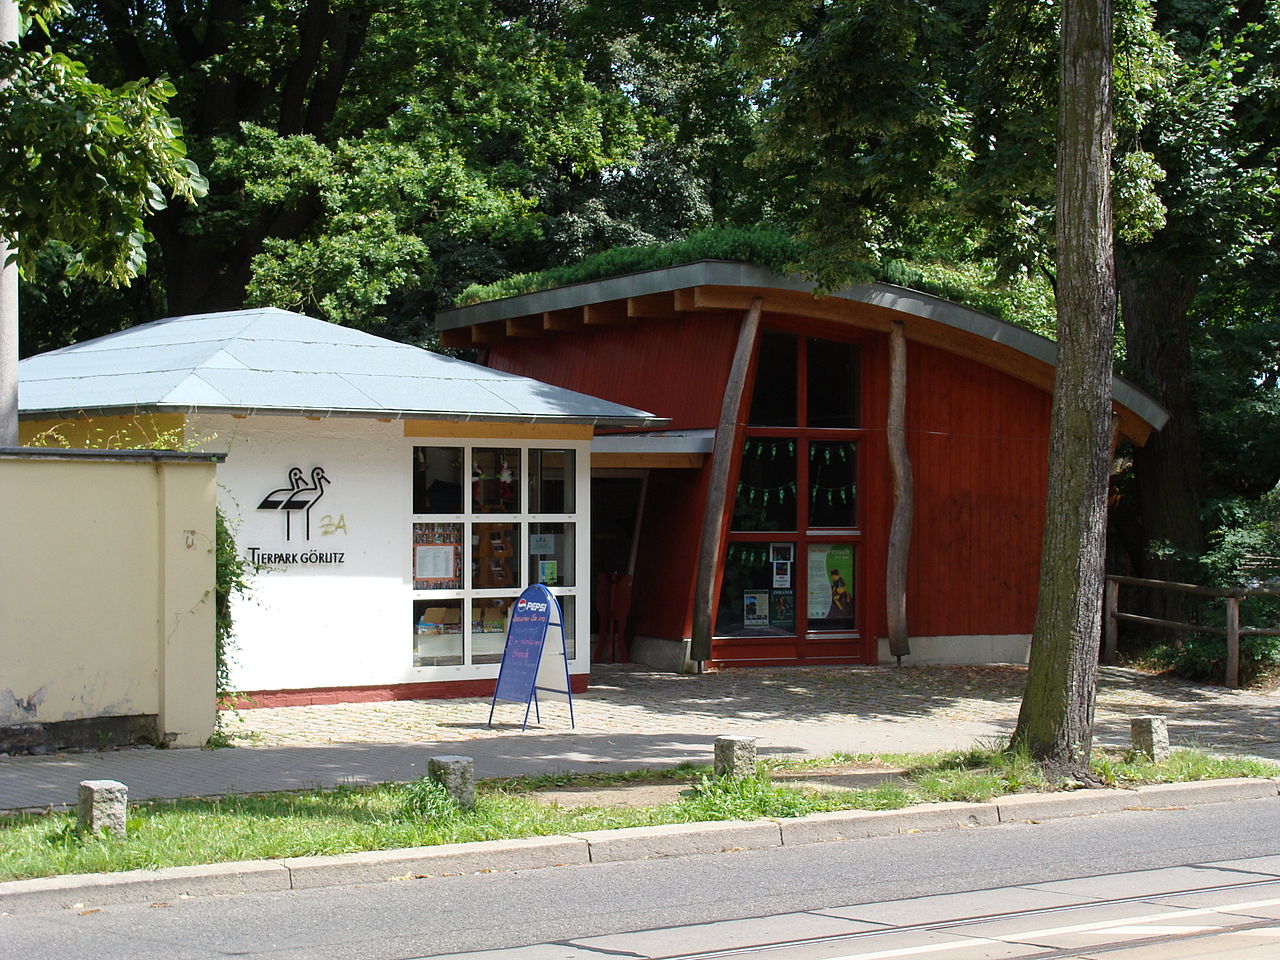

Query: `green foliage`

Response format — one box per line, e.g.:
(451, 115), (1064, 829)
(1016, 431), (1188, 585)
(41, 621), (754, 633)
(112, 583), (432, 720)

(29, 0), (651, 334)
(1145, 489), (1280, 684)
(453, 225), (805, 305)
(454, 225), (1058, 334)
(214, 507), (252, 702)
(674, 772), (812, 821)
(1090, 747), (1280, 786)
(397, 778), (463, 823)
(0, 10), (206, 283)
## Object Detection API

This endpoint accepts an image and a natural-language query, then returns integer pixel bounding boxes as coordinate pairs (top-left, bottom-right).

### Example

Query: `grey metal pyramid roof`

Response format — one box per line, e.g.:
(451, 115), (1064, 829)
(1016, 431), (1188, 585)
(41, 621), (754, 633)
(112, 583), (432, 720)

(18, 308), (663, 426)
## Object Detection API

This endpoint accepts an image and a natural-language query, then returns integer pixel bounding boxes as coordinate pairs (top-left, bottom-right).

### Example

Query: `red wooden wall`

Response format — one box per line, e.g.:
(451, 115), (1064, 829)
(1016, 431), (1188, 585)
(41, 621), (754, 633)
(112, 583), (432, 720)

(630, 467), (709, 641)
(859, 333), (1051, 644)
(487, 313), (742, 430)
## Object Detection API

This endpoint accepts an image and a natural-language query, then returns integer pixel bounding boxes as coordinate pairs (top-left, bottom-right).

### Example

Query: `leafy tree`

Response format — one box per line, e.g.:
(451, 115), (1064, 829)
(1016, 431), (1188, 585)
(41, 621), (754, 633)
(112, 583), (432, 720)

(1, 0), (206, 282)
(31, 0), (642, 341)
(1, 0), (205, 444)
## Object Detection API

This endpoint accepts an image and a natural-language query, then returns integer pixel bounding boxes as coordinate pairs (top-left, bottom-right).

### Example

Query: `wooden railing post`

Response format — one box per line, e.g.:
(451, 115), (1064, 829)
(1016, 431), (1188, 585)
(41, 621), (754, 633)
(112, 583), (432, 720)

(1103, 578), (1119, 665)
(1225, 595), (1240, 689)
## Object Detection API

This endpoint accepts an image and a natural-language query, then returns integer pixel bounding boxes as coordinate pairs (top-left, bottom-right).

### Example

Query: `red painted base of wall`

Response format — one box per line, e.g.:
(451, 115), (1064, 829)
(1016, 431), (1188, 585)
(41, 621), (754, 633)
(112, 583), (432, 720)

(225, 673), (591, 709)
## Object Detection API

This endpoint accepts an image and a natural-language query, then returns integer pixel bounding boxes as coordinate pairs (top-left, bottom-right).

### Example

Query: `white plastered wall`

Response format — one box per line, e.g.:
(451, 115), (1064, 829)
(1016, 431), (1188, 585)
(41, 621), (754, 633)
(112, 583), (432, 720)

(194, 415), (590, 693)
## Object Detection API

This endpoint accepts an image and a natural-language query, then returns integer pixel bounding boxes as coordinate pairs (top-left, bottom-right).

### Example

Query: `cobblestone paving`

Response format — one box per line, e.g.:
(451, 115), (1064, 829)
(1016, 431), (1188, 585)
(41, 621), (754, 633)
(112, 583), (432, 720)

(227, 664), (1280, 758)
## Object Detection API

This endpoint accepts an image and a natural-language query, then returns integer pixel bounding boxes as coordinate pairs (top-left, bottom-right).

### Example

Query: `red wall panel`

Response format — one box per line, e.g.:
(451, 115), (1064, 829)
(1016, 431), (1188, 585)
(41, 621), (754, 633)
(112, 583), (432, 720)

(860, 337), (1050, 644)
(488, 313), (741, 429)
(631, 468), (708, 640)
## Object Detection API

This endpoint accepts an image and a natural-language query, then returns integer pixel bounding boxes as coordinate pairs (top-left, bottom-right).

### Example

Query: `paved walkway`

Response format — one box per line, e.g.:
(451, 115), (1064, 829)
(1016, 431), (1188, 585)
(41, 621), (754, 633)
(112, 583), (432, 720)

(2, 664), (1277, 812)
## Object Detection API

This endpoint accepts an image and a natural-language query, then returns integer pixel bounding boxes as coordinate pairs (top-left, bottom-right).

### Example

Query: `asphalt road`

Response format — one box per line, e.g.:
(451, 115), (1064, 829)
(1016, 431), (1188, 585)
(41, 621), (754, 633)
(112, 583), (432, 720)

(4, 797), (1280, 960)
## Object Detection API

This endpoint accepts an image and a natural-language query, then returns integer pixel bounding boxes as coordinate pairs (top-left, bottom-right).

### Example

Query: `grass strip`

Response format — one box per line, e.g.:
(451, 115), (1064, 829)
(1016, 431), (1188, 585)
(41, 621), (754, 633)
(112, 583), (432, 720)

(2, 747), (1274, 882)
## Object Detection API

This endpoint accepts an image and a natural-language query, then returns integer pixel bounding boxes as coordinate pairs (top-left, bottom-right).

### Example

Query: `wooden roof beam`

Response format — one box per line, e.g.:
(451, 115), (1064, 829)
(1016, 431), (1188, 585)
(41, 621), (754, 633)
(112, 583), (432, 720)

(584, 300), (631, 325)
(470, 321), (507, 345)
(505, 315), (544, 338)
(543, 307), (584, 332)
(437, 327), (472, 349)
(627, 292), (678, 320)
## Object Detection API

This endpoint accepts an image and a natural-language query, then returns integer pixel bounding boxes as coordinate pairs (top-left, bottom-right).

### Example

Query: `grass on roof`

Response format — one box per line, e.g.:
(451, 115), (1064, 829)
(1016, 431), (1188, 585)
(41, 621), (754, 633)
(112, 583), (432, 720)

(450, 226), (1056, 336)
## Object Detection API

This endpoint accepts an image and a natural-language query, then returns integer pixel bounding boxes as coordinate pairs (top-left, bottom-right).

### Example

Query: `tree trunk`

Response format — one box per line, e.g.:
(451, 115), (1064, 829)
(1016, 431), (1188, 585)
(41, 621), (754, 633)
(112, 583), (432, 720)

(1117, 253), (1205, 634)
(1010, 0), (1115, 778)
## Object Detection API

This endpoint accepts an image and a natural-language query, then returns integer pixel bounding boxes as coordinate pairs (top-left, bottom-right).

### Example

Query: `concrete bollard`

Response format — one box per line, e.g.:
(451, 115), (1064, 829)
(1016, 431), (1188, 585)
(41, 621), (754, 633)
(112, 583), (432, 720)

(428, 755), (476, 809)
(1131, 716), (1171, 762)
(714, 735), (758, 779)
(77, 779), (128, 837)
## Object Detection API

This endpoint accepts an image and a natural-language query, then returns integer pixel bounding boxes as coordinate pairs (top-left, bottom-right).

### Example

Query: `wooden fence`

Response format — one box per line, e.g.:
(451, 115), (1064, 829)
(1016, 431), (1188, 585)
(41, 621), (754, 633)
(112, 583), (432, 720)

(1104, 575), (1280, 688)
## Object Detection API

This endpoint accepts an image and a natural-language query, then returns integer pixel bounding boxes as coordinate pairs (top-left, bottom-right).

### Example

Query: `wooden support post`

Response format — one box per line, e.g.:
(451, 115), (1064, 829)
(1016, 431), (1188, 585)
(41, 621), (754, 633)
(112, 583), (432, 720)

(1103, 578), (1119, 665)
(690, 297), (763, 664)
(885, 320), (913, 661)
(1225, 595), (1240, 689)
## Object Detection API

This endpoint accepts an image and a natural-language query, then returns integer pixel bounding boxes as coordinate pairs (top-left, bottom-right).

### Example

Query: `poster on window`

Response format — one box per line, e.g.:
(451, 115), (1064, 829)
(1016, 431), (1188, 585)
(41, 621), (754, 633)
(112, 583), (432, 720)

(769, 589), (795, 627)
(807, 544), (854, 622)
(413, 522), (463, 589)
(743, 590), (770, 627)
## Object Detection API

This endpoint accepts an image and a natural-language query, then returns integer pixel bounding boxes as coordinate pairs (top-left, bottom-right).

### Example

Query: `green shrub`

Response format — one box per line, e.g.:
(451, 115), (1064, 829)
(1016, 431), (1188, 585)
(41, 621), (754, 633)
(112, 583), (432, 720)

(397, 777), (462, 823)
(1147, 490), (1280, 685)
(674, 772), (812, 821)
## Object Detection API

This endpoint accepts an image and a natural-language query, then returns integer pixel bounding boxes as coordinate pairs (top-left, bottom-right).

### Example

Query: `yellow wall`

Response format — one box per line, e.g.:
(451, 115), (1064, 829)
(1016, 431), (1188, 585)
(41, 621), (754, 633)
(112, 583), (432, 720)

(0, 454), (217, 746)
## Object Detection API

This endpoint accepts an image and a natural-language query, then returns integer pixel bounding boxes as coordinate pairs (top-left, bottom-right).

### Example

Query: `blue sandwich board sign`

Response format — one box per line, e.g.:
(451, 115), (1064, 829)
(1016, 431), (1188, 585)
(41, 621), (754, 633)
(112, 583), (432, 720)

(488, 583), (575, 730)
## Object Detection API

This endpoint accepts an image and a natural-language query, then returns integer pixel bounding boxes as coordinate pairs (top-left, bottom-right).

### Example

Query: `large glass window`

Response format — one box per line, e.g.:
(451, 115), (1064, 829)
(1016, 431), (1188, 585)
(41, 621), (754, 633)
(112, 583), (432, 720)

(472, 448), (521, 513)
(530, 522), (575, 586)
(413, 447), (463, 514)
(720, 330), (863, 643)
(715, 542), (796, 638)
(808, 441), (857, 529)
(411, 444), (579, 669)
(806, 544), (856, 631)
(471, 597), (514, 664)
(473, 522), (518, 589)
(807, 339), (859, 428)
(732, 438), (797, 532)
(748, 331), (798, 426)
(529, 449), (575, 513)
(413, 599), (463, 665)
(412, 523), (463, 590)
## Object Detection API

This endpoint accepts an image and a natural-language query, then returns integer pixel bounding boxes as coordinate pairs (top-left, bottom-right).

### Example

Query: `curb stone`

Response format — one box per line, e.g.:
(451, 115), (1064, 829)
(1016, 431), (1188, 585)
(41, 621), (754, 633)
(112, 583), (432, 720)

(569, 819), (782, 863)
(2, 778), (1277, 915)
(996, 788), (1139, 822)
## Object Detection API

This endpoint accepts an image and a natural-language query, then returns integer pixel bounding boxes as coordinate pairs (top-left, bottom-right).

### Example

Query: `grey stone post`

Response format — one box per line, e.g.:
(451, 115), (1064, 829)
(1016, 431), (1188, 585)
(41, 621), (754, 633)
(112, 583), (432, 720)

(428, 755), (476, 809)
(1131, 716), (1170, 762)
(77, 779), (128, 837)
(714, 735), (758, 779)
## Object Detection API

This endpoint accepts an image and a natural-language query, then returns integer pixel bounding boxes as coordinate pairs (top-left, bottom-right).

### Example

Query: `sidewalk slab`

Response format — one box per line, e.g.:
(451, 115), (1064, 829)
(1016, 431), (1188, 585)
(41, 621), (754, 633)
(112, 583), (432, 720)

(570, 820), (782, 863)
(1129, 778), (1278, 808)
(996, 788), (1139, 822)
(0, 860), (290, 914)
(283, 835), (590, 889)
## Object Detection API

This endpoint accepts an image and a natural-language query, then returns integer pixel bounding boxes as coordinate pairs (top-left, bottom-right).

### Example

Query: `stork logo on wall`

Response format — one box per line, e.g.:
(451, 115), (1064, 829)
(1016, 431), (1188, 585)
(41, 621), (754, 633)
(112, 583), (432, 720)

(257, 466), (331, 540)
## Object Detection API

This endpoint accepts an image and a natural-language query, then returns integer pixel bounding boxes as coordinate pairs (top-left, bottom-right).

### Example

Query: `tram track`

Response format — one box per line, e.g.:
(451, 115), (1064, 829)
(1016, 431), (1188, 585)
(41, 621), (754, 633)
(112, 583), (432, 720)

(590, 873), (1280, 960)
